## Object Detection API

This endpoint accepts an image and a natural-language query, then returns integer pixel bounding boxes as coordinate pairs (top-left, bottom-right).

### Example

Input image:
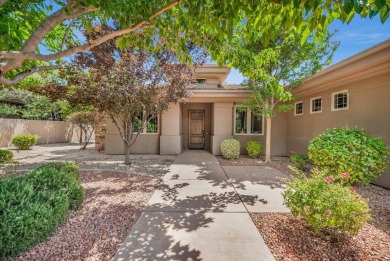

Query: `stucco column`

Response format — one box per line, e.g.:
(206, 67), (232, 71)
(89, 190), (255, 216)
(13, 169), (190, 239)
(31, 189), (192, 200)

(160, 103), (183, 155)
(210, 102), (234, 155)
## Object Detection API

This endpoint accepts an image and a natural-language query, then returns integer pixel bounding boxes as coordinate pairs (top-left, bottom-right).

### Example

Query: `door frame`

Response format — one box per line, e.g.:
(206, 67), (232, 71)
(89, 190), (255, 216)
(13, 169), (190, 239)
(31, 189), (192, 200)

(188, 109), (205, 149)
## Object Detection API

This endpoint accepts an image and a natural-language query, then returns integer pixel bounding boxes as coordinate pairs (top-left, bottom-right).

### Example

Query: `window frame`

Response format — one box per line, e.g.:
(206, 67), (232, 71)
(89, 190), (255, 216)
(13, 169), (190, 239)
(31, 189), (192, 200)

(331, 89), (349, 111)
(294, 101), (304, 116)
(195, 78), (207, 84)
(310, 96), (322, 114)
(132, 112), (160, 134)
(234, 106), (264, 135)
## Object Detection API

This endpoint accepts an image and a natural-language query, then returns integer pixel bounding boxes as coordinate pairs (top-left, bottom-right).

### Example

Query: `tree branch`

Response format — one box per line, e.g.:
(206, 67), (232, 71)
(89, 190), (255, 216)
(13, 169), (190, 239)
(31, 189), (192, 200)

(62, 19), (75, 50)
(0, 65), (63, 86)
(0, 0), (6, 7)
(1, 6), (99, 73)
(1, 1), (178, 68)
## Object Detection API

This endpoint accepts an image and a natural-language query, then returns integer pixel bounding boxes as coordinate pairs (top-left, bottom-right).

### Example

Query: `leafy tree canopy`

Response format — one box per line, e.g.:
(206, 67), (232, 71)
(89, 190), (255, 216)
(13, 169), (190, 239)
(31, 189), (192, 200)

(0, 0), (389, 86)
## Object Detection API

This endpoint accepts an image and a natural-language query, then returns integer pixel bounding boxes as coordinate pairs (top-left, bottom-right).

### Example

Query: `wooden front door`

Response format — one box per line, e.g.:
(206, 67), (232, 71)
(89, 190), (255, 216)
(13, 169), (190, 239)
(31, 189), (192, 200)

(189, 110), (205, 149)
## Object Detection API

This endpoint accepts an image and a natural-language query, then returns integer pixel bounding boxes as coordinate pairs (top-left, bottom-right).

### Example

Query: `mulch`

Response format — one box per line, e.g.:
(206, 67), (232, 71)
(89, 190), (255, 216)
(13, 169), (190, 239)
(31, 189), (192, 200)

(11, 171), (160, 261)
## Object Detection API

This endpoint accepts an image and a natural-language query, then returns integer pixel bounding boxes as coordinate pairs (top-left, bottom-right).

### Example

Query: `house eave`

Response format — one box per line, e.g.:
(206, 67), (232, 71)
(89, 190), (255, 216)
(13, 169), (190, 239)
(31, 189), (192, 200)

(293, 39), (390, 97)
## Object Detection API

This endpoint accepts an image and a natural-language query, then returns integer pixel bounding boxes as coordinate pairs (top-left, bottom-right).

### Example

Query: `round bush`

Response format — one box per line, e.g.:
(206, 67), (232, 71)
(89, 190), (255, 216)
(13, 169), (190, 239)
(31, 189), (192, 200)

(283, 168), (371, 235)
(246, 141), (262, 158)
(0, 149), (14, 163)
(221, 139), (240, 160)
(0, 162), (84, 258)
(308, 127), (389, 185)
(11, 133), (38, 150)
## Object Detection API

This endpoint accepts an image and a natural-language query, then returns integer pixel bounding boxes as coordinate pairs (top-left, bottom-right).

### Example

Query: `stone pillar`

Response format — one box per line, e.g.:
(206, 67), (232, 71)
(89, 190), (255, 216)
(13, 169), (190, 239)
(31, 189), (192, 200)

(94, 112), (107, 151)
(210, 103), (234, 155)
(160, 103), (183, 155)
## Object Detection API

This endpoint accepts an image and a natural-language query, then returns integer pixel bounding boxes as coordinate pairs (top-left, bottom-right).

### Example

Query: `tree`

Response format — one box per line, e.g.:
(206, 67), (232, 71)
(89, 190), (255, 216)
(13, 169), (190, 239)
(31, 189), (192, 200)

(1, 0), (389, 86)
(213, 24), (338, 162)
(37, 27), (205, 164)
(66, 111), (96, 149)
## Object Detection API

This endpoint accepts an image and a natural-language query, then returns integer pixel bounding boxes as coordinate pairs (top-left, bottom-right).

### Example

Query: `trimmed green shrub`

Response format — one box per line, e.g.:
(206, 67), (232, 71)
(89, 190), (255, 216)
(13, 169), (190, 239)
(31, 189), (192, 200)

(0, 149), (14, 163)
(283, 168), (371, 235)
(246, 141), (262, 158)
(221, 139), (240, 160)
(308, 127), (389, 185)
(290, 153), (309, 170)
(11, 133), (38, 150)
(0, 162), (84, 258)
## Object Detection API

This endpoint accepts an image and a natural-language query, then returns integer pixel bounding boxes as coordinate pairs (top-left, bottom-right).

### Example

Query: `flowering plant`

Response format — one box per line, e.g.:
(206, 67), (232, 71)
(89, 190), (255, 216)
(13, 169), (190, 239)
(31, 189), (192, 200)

(283, 167), (371, 235)
(308, 127), (389, 185)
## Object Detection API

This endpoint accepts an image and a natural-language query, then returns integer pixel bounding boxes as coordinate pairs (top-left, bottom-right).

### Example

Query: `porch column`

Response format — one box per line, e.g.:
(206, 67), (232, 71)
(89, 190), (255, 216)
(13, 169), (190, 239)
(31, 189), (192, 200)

(210, 102), (234, 155)
(160, 103), (183, 155)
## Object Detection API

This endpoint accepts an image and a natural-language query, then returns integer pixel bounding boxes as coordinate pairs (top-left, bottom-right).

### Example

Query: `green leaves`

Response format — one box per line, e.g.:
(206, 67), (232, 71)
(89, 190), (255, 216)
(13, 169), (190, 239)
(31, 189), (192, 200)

(283, 167), (371, 235)
(308, 127), (389, 185)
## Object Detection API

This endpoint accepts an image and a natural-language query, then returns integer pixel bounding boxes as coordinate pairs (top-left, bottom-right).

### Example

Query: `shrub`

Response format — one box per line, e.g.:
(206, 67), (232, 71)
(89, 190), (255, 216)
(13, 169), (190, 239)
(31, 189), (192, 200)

(246, 141), (262, 158)
(283, 168), (371, 235)
(308, 127), (389, 185)
(11, 133), (38, 150)
(290, 152), (309, 170)
(0, 162), (84, 258)
(0, 149), (14, 163)
(221, 139), (240, 159)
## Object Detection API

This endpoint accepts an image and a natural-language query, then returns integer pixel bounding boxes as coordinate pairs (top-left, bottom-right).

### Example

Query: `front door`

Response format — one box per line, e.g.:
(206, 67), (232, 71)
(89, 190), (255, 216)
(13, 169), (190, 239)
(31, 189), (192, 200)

(189, 110), (205, 149)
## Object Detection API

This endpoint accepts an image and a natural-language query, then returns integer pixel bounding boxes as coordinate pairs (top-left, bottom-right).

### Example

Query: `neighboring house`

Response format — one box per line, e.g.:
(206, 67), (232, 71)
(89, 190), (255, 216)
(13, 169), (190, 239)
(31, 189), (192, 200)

(101, 40), (390, 188)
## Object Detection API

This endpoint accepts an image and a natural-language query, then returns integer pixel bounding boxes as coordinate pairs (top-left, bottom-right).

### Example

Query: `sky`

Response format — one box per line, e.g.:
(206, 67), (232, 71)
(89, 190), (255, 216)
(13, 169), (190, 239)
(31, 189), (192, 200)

(225, 16), (390, 84)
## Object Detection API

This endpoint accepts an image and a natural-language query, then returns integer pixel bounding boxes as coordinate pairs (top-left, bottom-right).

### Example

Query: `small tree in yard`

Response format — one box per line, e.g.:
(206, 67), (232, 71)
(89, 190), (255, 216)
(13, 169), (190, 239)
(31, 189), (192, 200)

(213, 25), (338, 162)
(38, 26), (205, 164)
(67, 111), (96, 150)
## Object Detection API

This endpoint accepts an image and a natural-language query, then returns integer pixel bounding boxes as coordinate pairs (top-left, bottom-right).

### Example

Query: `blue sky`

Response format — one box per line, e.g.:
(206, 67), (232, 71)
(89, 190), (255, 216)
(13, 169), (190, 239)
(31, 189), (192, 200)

(225, 16), (390, 84)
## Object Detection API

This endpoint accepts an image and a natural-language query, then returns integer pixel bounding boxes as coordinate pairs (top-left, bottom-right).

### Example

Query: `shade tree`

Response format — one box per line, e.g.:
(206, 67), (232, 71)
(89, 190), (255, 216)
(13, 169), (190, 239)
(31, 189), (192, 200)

(1, 0), (389, 86)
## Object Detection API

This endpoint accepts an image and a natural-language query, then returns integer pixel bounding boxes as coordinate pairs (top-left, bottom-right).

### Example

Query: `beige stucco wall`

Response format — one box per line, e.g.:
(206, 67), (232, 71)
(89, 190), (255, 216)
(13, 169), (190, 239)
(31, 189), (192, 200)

(0, 119), (74, 147)
(104, 116), (160, 154)
(182, 103), (212, 150)
(160, 103), (183, 155)
(287, 73), (390, 188)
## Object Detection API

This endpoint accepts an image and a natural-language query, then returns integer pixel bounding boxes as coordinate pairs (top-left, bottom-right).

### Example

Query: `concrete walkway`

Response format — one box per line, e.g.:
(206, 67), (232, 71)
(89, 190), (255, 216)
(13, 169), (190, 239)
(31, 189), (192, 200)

(113, 151), (287, 261)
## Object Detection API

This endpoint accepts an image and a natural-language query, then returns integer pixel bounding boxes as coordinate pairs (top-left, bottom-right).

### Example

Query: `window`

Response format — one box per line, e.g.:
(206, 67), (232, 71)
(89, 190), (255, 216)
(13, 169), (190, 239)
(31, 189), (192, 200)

(294, 101), (303, 116)
(132, 112), (159, 134)
(234, 106), (263, 135)
(332, 90), (349, 111)
(235, 107), (247, 133)
(146, 114), (159, 133)
(310, 97), (322, 114)
(132, 112), (143, 132)
(195, 78), (206, 84)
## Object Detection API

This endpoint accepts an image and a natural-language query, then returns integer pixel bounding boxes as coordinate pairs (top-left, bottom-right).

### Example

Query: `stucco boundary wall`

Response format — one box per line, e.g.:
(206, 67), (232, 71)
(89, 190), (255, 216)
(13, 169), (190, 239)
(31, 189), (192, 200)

(0, 118), (79, 147)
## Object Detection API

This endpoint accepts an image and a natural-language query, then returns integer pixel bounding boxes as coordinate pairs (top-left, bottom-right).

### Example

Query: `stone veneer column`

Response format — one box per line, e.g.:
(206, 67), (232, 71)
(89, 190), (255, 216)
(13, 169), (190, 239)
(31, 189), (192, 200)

(94, 112), (107, 151)
(160, 103), (183, 155)
(210, 103), (234, 155)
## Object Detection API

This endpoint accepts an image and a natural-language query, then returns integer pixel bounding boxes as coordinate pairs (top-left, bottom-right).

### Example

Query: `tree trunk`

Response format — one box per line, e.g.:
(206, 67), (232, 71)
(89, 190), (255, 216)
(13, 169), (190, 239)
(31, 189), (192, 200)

(124, 141), (131, 165)
(265, 116), (272, 163)
(79, 128), (83, 144)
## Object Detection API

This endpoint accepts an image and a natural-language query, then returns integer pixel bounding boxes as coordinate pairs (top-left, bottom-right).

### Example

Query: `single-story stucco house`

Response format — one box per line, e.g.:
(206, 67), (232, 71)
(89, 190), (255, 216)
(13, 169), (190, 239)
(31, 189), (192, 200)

(97, 39), (390, 189)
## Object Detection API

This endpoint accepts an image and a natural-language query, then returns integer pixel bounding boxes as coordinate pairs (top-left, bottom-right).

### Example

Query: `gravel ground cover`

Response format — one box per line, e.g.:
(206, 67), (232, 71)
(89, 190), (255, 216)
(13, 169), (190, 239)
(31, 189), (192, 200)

(10, 171), (160, 261)
(0, 143), (176, 177)
(251, 211), (390, 261)
(218, 155), (390, 260)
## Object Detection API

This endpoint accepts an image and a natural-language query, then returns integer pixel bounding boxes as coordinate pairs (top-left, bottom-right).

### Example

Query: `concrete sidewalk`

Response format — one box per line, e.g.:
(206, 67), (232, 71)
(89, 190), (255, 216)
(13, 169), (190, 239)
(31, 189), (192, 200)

(113, 151), (284, 261)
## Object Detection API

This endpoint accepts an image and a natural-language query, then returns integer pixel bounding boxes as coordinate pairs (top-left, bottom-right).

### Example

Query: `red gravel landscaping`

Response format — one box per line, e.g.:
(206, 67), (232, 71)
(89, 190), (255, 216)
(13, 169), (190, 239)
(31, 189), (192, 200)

(12, 171), (160, 261)
(251, 211), (390, 261)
